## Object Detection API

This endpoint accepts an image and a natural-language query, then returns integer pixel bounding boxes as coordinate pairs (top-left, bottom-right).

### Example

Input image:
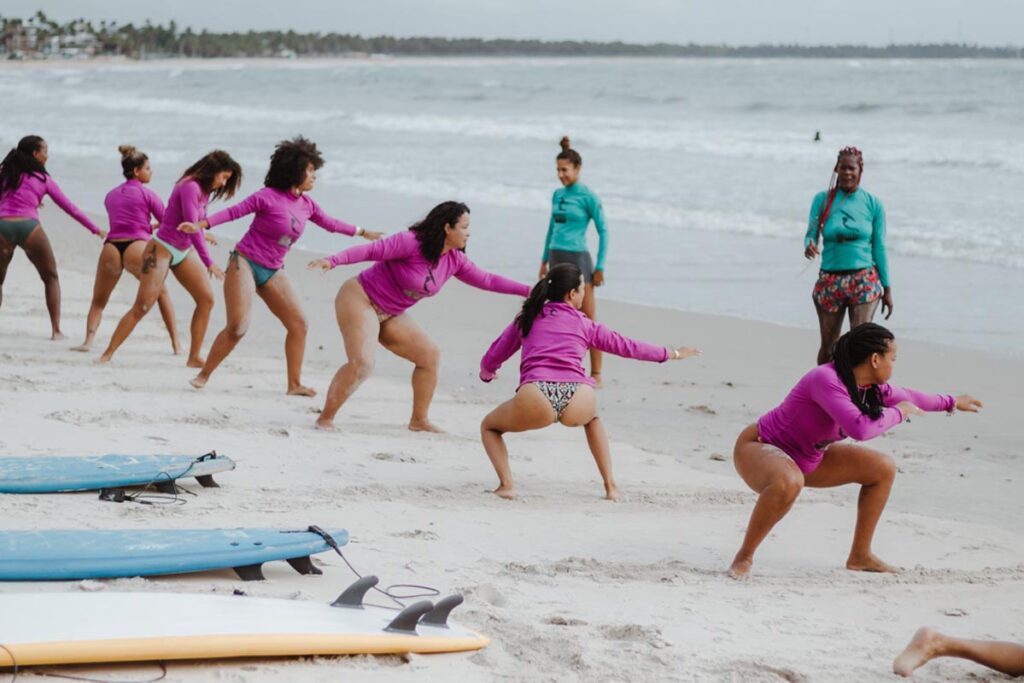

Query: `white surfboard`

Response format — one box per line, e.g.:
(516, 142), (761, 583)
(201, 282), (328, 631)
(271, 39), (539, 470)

(0, 577), (488, 667)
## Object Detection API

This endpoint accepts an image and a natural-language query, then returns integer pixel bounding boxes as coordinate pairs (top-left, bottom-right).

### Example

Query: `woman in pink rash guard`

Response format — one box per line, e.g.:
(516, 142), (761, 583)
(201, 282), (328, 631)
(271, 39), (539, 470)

(727, 322), (983, 580)
(71, 145), (182, 354)
(0, 135), (106, 339)
(181, 137), (383, 396)
(98, 150), (242, 367)
(308, 200), (530, 432)
(478, 263), (700, 501)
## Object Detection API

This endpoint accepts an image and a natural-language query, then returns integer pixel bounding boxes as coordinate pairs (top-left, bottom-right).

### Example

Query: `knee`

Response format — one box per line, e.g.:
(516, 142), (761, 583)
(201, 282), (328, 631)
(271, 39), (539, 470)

(419, 344), (441, 370)
(350, 357), (375, 382)
(773, 471), (805, 502)
(194, 292), (214, 312)
(288, 316), (309, 336)
(225, 322), (248, 343)
(131, 300), (153, 318)
(39, 268), (59, 285)
(876, 453), (897, 483)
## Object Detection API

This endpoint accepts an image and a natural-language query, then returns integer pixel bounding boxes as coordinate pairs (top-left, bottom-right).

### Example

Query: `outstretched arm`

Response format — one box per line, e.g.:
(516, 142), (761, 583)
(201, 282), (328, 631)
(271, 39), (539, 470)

(324, 231), (416, 269)
(455, 258), (531, 297)
(588, 321), (670, 362)
(309, 199), (358, 237)
(44, 177), (103, 235)
(205, 190), (265, 230)
(480, 321), (523, 382)
(881, 385), (955, 413)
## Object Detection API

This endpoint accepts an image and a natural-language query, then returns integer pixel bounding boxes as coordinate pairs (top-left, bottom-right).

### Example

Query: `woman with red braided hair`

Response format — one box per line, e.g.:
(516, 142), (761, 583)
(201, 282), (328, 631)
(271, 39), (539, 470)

(804, 146), (892, 365)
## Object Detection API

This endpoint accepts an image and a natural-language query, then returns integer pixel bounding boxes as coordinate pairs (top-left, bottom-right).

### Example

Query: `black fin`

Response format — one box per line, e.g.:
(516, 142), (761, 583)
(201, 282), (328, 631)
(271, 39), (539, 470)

(233, 563), (265, 581)
(286, 555), (323, 576)
(331, 575), (379, 608)
(195, 474), (220, 488)
(384, 600), (434, 635)
(154, 480), (177, 494)
(420, 594), (463, 628)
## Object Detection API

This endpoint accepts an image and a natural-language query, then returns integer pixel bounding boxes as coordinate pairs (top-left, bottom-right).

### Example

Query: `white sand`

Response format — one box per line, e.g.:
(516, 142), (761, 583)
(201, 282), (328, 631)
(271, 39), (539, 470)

(0, 209), (1022, 682)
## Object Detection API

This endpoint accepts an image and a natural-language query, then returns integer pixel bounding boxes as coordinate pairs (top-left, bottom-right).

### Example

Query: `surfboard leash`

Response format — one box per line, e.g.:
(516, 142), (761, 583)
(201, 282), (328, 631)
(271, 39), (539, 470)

(305, 525), (441, 609)
(97, 456), (208, 507)
(1, 642), (167, 682)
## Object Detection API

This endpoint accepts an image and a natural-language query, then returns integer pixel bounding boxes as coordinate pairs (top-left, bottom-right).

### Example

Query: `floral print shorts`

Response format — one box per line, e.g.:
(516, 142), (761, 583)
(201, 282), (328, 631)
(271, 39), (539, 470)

(812, 266), (882, 313)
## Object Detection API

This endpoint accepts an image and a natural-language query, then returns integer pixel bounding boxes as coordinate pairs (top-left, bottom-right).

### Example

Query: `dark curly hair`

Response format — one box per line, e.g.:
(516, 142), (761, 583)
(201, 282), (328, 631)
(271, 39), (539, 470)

(264, 136), (324, 190)
(179, 150), (242, 201)
(0, 135), (47, 200)
(408, 201), (470, 264)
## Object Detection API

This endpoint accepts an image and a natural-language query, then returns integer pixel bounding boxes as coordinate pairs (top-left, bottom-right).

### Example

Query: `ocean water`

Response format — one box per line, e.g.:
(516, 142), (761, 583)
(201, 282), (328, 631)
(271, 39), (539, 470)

(1, 58), (1022, 355)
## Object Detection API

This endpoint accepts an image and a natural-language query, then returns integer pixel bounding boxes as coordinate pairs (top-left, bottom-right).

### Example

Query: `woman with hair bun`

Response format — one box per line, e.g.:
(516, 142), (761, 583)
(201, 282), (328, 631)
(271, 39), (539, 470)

(71, 145), (181, 354)
(98, 149), (242, 366)
(180, 137), (383, 396)
(539, 136), (609, 386)
(804, 146), (892, 364)
(0, 135), (106, 339)
(478, 263), (700, 501)
(726, 323), (982, 580)
(308, 200), (529, 432)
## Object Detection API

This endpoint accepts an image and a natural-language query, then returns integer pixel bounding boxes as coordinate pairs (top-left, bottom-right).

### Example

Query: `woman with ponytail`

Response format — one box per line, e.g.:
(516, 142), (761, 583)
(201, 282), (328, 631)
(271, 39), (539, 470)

(727, 323), (982, 580)
(98, 150), (241, 366)
(539, 136), (609, 385)
(308, 201), (529, 432)
(804, 146), (892, 364)
(0, 135), (106, 339)
(71, 146), (181, 354)
(479, 263), (700, 501)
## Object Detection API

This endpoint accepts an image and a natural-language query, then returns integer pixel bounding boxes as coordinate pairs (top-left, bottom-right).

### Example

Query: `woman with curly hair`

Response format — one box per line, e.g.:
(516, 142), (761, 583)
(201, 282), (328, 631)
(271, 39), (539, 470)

(0, 135), (106, 339)
(308, 201), (530, 432)
(98, 150), (241, 366)
(180, 137), (383, 396)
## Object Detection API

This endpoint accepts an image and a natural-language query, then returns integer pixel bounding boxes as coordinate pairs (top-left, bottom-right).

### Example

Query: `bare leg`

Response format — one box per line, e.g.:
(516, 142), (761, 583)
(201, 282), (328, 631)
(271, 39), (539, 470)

(848, 298), (880, 329)
(728, 424), (806, 579)
(804, 441), (899, 572)
(580, 281), (602, 385)
(122, 241), (181, 355)
(21, 224), (64, 340)
(191, 253), (254, 389)
(0, 234), (15, 312)
(71, 243), (123, 351)
(814, 301), (846, 365)
(480, 383), (557, 499)
(555, 384), (618, 499)
(169, 252), (216, 368)
(98, 241), (171, 363)
(378, 313), (442, 432)
(257, 271), (314, 396)
(894, 627), (1024, 678)
(317, 278), (380, 430)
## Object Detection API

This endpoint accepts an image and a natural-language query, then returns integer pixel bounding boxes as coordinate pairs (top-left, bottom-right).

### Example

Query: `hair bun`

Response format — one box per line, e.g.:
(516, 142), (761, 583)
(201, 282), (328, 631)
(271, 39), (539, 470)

(559, 136), (571, 151)
(118, 144), (137, 158)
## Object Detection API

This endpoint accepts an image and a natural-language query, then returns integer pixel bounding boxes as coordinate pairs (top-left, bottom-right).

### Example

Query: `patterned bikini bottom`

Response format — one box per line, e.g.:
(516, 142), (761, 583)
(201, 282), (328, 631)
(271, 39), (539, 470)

(533, 381), (580, 418)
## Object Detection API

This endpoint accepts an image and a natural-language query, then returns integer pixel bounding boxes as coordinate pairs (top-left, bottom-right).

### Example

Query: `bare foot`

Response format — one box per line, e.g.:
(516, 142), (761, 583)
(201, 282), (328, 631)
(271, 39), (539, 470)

(70, 342), (92, 352)
(172, 344), (183, 356)
(186, 356), (205, 369)
(287, 385), (317, 397)
(95, 353), (112, 365)
(893, 626), (940, 677)
(189, 375), (208, 390)
(846, 553), (901, 573)
(408, 419), (444, 433)
(591, 372), (604, 389)
(492, 486), (516, 500)
(314, 418), (336, 432)
(727, 556), (753, 581)
(604, 485), (621, 501)
(51, 331), (66, 341)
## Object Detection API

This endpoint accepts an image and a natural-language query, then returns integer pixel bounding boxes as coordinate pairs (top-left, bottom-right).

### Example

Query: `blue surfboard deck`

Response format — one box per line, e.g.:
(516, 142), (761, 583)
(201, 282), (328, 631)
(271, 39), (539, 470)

(0, 527), (348, 581)
(0, 453), (235, 493)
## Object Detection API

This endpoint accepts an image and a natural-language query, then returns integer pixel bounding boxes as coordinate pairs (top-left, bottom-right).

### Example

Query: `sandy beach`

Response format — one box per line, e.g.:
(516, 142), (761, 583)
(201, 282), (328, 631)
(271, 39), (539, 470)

(1, 202), (1022, 682)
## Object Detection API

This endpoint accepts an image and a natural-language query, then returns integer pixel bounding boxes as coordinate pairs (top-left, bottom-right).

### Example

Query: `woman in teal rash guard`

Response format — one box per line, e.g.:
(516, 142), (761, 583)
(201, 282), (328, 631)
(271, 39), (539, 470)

(538, 136), (609, 386)
(804, 146), (892, 365)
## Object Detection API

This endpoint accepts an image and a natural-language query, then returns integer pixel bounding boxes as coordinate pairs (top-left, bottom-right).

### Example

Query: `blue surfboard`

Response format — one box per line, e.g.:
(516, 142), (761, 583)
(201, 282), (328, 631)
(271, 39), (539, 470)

(0, 452), (235, 493)
(0, 527), (348, 581)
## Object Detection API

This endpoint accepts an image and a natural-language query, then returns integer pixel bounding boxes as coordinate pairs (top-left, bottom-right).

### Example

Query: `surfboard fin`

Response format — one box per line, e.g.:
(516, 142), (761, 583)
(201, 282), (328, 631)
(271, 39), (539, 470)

(154, 480), (179, 494)
(195, 475), (220, 488)
(384, 600), (434, 635)
(420, 594), (463, 628)
(332, 575), (379, 608)
(286, 555), (323, 576)
(233, 563), (265, 581)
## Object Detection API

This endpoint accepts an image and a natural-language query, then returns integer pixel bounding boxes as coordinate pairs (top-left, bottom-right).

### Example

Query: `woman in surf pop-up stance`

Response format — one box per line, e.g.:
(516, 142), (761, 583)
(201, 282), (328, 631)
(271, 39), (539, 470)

(727, 323), (982, 580)
(478, 263), (700, 501)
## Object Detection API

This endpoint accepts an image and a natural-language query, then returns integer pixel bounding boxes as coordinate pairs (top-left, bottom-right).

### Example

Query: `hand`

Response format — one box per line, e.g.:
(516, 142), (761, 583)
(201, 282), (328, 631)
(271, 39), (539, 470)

(480, 371), (497, 383)
(955, 394), (983, 413)
(592, 269), (605, 287)
(361, 229), (384, 241)
(804, 242), (820, 260)
(203, 233), (219, 246)
(538, 262), (548, 279)
(896, 400), (925, 420)
(208, 264), (225, 281)
(669, 346), (702, 360)
(881, 287), (894, 320)
(97, 229), (108, 239)
(308, 258), (332, 273)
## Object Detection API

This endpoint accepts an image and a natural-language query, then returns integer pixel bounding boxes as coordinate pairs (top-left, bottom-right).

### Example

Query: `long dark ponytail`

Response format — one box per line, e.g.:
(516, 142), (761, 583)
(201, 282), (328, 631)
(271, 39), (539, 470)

(517, 263), (582, 337)
(0, 135), (47, 199)
(831, 322), (895, 419)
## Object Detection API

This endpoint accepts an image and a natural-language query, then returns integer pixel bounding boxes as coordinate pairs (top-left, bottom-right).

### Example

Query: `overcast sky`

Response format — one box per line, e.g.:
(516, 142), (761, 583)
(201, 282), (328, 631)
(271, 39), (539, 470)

(3, 0), (1022, 46)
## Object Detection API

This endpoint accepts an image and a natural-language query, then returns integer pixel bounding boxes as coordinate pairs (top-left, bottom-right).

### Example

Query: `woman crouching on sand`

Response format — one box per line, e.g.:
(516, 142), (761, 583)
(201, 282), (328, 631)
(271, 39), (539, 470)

(98, 150), (241, 366)
(308, 201), (530, 432)
(478, 263), (700, 501)
(727, 322), (982, 580)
